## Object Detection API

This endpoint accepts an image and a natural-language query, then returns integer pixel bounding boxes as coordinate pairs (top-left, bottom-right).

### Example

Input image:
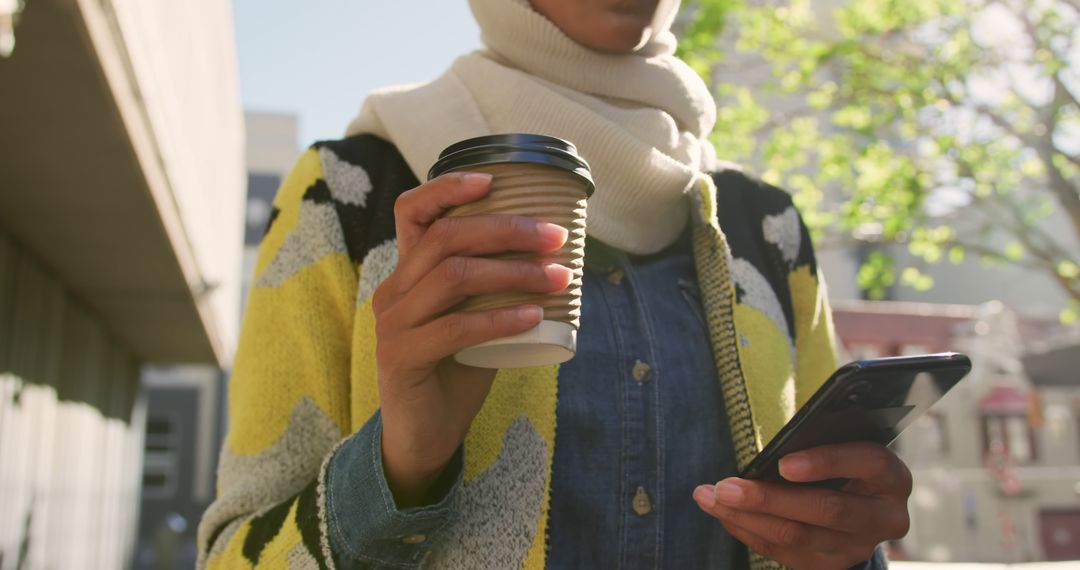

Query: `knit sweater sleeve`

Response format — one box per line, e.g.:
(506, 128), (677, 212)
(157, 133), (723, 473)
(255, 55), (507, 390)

(196, 147), (461, 569)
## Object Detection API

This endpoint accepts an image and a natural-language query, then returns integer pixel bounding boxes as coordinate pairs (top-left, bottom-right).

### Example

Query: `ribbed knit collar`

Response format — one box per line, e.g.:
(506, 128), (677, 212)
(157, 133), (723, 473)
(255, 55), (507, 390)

(348, 0), (718, 254)
(468, 0), (714, 137)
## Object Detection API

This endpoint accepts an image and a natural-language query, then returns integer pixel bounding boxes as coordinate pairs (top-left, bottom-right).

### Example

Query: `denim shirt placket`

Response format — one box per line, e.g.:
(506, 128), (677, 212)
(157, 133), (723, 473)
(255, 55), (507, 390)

(601, 252), (665, 568)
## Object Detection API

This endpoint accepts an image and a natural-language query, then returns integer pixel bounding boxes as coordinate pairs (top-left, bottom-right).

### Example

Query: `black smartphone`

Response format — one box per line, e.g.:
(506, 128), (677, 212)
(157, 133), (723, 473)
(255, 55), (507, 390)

(740, 352), (972, 486)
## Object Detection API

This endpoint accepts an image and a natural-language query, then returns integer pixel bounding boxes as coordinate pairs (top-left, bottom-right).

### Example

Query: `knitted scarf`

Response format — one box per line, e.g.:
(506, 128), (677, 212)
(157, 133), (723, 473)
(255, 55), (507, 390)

(347, 0), (717, 254)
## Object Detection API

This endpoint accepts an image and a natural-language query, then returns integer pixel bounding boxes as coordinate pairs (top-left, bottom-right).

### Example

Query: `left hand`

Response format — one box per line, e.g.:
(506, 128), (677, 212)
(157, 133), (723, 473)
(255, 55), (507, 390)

(693, 441), (912, 569)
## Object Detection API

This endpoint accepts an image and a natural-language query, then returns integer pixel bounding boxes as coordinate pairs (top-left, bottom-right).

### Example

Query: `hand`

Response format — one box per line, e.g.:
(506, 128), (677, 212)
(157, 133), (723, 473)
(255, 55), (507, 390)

(693, 442), (912, 569)
(372, 172), (572, 507)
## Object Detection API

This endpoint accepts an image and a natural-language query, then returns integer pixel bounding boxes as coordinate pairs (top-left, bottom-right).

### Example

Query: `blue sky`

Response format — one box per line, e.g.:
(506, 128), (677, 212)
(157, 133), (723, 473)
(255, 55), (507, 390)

(233, 1), (481, 146)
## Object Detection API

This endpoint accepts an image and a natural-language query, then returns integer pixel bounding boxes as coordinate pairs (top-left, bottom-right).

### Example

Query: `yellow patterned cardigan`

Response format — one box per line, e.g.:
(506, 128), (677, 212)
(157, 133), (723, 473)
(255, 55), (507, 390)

(197, 135), (837, 569)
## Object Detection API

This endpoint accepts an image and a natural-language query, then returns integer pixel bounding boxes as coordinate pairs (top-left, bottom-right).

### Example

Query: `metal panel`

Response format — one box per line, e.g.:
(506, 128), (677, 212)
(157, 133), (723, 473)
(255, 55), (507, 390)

(25, 261), (64, 568)
(0, 235), (144, 569)
(0, 232), (19, 464)
(0, 233), (17, 369)
(1, 248), (50, 566)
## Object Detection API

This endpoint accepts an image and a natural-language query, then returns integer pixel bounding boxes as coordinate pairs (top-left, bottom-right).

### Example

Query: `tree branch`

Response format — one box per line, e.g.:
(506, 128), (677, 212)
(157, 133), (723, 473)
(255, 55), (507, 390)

(975, 190), (1075, 267)
(987, 3), (1080, 247)
(1060, 151), (1080, 172)
(1010, 0), (1080, 114)
(1056, 0), (1080, 15)
(935, 86), (1036, 147)
(990, 197), (1080, 301)
(1038, 144), (1080, 245)
(972, 103), (1037, 146)
(1053, 72), (1080, 112)
(949, 237), (1080, 303)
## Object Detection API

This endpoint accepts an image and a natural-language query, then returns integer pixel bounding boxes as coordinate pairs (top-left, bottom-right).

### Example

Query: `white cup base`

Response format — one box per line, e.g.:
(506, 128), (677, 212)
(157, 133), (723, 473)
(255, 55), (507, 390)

(453, 320), (577, 369)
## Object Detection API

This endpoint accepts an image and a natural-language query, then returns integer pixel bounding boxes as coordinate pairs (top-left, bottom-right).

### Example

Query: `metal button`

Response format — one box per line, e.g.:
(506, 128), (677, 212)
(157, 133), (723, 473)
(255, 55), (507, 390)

(400, 534), (427, 544)
(607, 268), (625, 285)
(632, 486), (653, 516)
(632, 360), (653, 384)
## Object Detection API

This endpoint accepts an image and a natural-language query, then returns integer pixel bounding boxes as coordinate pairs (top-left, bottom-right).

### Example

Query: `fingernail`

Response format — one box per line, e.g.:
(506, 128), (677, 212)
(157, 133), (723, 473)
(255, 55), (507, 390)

(779, 453), (811, 480)
(462, 172), (493, 186)
(693, 484), (716, 507)
(543, 264), (573, 287)
(537, 222), (569, 246)
(516, 305), (543, 324)
(714, 479), (744, 506)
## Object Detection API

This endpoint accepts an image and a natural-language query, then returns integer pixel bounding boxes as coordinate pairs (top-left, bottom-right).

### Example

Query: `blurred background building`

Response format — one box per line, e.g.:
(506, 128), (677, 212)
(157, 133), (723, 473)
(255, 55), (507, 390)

(834, 300), (1080, 563)
(0, 0), (244, 567)
(131, 113), (299, 568)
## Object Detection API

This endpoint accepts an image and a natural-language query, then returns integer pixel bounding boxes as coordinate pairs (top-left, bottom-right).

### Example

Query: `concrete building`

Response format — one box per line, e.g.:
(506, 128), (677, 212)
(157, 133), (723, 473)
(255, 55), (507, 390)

(0, 0), (244, 567)
(134, 366), (227, 569)
(131, 111), (301, 567)
(833, 300), (1080, 563)
(1023, 342), (1080, 561)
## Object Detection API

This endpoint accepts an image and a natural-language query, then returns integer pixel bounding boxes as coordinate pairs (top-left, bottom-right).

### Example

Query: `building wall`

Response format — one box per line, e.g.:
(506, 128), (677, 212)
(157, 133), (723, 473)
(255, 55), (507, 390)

(1, 0), (244, 566)
(105, 0), (247, 362)
(134, 367), (223, 569)
(0, 232), (146, 570)
(835, 301), (1080, 562)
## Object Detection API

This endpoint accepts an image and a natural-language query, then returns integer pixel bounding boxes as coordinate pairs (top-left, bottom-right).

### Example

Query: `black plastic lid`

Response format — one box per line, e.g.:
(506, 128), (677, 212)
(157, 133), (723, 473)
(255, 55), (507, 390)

(428, 133), (594, 197)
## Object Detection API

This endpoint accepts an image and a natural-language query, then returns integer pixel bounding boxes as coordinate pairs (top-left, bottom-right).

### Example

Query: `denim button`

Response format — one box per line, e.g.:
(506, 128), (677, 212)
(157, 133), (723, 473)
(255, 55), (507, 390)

(607, 268), (625, 285)
(632, 360), (653, 384)
(632, 486), (653, 516)
(400, 534), (427, 544)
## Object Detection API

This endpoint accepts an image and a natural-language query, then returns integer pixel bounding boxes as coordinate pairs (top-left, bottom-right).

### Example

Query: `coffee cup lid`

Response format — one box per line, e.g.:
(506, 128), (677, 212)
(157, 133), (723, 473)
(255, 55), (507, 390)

(428, 133), (594, 197)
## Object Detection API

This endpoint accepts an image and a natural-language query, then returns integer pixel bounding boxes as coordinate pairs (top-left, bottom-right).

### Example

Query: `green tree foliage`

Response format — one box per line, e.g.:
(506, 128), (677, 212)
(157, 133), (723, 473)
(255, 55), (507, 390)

(678, 0), (1080, 322)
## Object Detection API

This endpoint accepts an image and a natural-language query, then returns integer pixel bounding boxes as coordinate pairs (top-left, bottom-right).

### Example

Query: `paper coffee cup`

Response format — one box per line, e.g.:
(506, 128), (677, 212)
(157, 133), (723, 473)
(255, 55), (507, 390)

(427, 134), (593, 369)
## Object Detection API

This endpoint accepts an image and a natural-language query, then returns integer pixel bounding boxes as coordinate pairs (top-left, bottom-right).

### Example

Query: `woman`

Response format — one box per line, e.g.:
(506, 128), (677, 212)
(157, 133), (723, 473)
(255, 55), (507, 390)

(197, 0), (911, 568)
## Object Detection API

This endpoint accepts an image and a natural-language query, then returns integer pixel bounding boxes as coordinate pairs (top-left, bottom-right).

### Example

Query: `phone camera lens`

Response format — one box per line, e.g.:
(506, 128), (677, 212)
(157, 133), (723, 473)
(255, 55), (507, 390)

(847, 380), (872, 403)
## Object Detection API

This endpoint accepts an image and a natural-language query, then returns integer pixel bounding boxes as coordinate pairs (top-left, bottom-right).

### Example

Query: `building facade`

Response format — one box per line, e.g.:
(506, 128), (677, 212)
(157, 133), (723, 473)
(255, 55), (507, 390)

(834, 300), (1080, 562)
(0, 0), (244, 567)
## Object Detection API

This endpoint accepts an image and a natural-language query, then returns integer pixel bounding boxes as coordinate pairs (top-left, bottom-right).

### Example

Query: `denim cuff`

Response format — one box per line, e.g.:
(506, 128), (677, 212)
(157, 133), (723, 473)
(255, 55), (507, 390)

(849, 545), (889, 570)
(325, 411), (463, 569)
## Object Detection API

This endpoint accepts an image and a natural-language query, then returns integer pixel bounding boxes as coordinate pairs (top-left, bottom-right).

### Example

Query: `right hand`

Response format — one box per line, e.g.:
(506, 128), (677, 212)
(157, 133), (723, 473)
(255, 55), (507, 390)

(372, 172), (572, 507)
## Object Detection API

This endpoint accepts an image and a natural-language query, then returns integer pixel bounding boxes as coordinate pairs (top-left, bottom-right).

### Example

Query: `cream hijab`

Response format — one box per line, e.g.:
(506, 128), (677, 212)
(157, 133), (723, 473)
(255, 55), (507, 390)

(347, 0), (717, 254)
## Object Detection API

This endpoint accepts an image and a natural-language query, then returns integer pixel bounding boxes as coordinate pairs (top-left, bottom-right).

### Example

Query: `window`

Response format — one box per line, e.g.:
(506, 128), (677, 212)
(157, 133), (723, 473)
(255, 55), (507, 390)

(142, 413), (179, 498)
(921, 411), (949, 454)
(848, 343), (883, 360)
(982, 414), (1036, 464)
(893, 411), (948, 456)
(900, 344), (931, 356)
(245, 174), (282, 245)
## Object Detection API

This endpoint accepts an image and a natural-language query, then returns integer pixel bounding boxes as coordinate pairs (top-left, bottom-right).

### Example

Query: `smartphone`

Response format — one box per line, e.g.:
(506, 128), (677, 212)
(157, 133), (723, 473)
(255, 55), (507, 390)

(740, 352), (972, 487)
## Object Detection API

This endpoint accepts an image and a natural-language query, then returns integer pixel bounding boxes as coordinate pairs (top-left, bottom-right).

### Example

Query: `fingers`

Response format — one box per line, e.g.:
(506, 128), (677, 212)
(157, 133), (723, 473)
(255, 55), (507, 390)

(718, 518), (862, 570)
(392, 214), (568, 295)
(394, 172), (494, 256)
(387, 258), (573, 329)
(778, 442), (913, 497)
(379, 305), (544, 377)
(695, 478), (905, 536)
(693, 484), (886, 569)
